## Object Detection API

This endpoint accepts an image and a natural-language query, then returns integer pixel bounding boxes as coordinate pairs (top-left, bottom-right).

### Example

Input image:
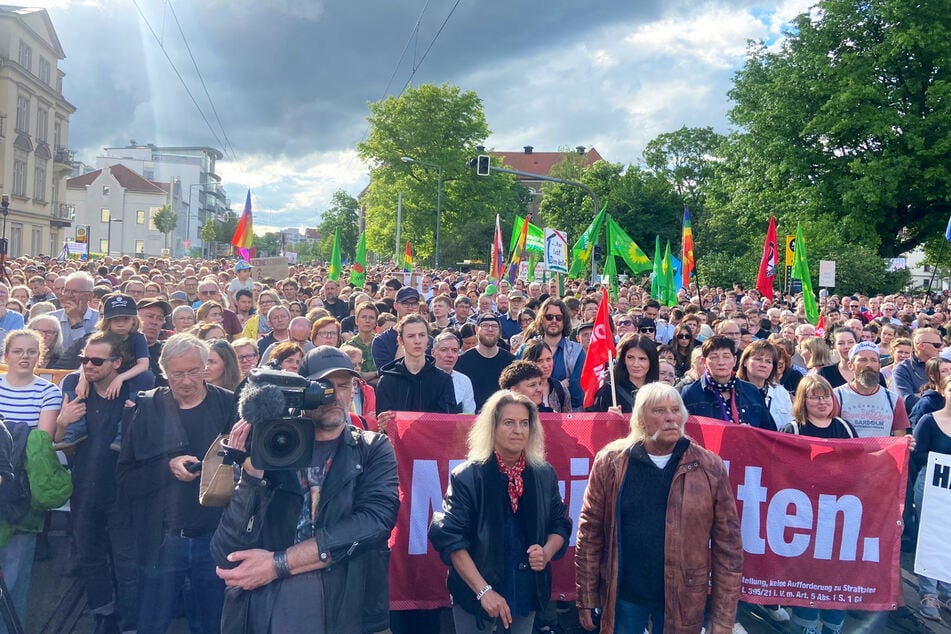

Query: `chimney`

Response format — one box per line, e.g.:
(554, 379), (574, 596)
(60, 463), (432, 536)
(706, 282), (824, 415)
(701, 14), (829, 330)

(524, 145), (534, 154)
(576, 145), (586, 155)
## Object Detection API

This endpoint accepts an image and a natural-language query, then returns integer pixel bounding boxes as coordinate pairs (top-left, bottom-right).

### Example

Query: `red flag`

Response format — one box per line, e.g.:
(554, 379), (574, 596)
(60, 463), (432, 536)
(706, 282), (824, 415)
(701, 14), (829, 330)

(756, 216), (777, 301)
(815, 314), (826, 338)
(580, 288), (618, 408)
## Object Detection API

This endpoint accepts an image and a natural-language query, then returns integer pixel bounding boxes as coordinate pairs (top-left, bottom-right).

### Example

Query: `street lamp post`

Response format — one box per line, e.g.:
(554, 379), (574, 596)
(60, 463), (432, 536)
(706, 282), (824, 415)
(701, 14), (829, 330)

(106, 218), (123, 256)
(401, 156), (443, 269)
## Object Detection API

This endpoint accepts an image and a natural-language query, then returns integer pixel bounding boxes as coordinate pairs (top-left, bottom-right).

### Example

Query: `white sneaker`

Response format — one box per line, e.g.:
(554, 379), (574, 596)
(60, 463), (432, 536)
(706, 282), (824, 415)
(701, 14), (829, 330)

(765, 606), (791, 622)
(732, 623), (749, 634)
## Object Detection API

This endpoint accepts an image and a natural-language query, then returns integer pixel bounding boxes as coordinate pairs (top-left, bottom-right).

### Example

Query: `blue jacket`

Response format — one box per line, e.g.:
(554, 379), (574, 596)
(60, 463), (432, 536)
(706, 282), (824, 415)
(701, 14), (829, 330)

(893, 356), (927, 410)
(681, 376), (777, 431)
(909, 388), (944, 429)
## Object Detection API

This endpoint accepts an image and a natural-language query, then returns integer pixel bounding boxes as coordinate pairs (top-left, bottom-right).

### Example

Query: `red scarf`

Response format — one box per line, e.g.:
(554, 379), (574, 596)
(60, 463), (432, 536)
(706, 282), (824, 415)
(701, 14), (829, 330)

(495, 451), (526, 513)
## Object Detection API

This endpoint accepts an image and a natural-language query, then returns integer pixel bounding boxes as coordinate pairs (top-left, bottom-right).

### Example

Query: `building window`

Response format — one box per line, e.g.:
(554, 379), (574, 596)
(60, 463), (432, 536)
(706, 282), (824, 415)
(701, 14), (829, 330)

(38, 58), (50, 85)
(53, 121), (61, 149)
(31, 227), (41, 255)
(143, 168), (154, 180)
(15, 95), (29, 133)
(33, 160), (46, 201)
(136, 209), (145, 224)
(36, 106), (47, 142)
(12, 149), (27, 197)
(18, 41), (31, 72)
(102, 185), (110, 196)
(10, 225), (22, 257)
(149, 207), (160, 231)
(99, 238), (108, 254)
(100, 208), (110, 223)
(135, 240), (144, 255)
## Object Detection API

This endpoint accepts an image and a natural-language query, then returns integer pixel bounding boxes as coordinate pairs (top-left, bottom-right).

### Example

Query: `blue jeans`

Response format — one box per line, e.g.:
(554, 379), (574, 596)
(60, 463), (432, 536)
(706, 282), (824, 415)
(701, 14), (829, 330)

(615, 598), (664, 634)
(791, 606), (844, 633)
(0, 533), (35, 634)
(137, 532), (224, 634)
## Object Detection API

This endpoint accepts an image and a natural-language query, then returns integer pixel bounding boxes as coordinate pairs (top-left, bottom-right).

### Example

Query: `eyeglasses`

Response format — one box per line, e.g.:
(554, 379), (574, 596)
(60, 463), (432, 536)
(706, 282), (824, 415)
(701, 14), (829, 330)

(199, 290), (218, 296)
(544, 314), (563, 322)
(617, 320), (633, 327)
(237, 353), (258, 362)
(519, 318), (532, 324)
(7, 348), (39, 357)
(922, 341), (943, 349)
(806, 394), (834, 402)
(677, 334), (692, 340)
(167, 368), (204, 381)
(315, 331), (338, 339)
(638, 327), (655, 333)
(79, 355), (117, 366)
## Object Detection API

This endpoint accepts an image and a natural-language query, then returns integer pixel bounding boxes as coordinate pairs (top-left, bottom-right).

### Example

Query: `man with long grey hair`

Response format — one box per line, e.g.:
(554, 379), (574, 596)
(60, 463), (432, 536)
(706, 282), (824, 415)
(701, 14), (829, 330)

(575, 382), (743, 634)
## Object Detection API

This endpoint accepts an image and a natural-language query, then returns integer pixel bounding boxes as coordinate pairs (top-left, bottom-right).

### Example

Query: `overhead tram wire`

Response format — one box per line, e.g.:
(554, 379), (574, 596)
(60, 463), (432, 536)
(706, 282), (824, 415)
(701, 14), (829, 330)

(129, 0), (231, 159)
(166, 0), (238, 162)
(340, 0), (463, 179)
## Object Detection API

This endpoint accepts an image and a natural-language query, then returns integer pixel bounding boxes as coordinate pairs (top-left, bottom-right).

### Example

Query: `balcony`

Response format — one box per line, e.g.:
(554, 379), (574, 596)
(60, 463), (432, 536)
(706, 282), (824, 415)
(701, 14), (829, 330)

(50, 202), (74, 228)
(54, 147), (74, 164)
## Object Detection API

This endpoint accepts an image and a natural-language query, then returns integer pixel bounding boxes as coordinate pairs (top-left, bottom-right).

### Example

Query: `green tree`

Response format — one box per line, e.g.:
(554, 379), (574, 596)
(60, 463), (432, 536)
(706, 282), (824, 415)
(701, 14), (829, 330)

(358, 83), (528, 265)
(642, 126), (725, 210)
(152, 204), (178, 250)
(719, 0), (951, 258)
(214, 210), (238, 246)
(317, 191), (360, 261)
(200, 218), (216, 258)
(256, 232), (282, 257)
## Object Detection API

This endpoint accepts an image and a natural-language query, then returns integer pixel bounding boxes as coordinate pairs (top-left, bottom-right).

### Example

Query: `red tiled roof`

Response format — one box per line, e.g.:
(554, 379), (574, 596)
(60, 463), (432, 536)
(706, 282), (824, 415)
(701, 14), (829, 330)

(67, 163), (166, 194)
(492, 147), (603, 177)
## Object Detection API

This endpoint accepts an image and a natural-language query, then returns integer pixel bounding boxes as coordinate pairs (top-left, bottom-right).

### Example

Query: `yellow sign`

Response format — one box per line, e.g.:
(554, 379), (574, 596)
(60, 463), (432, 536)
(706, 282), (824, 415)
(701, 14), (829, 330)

(785, 235), (796, 267)
(76, 226), (87, 244)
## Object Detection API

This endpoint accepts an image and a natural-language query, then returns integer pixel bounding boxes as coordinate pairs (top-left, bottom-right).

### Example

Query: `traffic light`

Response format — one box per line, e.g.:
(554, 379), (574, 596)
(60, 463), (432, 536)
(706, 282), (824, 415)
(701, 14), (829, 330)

(476, 155), (490, 176)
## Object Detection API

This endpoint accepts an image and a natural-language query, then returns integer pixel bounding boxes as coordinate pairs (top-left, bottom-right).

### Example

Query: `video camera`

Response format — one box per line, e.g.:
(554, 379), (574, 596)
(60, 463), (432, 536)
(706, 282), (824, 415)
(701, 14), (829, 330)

(237, 368), (336, 470)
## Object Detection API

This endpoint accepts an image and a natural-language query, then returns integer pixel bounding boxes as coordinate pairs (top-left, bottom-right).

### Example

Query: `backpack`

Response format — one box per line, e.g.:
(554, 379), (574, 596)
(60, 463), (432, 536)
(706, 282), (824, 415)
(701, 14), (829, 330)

(0, 420), (31, 526)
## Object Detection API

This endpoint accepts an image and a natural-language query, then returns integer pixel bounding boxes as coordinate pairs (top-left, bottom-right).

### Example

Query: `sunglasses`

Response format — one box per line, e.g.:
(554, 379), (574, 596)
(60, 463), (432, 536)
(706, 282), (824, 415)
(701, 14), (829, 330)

(617, 320), (633, 327)
(544, 314), (563, 322)
(639, 327), (655, 333)
(677, 334), (692, 340)
(923, 342), (943, 349)
(79, 355), (117, 366)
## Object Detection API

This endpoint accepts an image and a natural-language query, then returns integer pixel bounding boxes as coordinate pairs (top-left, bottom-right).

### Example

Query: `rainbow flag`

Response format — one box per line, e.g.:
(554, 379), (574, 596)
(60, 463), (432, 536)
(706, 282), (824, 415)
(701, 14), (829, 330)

(507, 213), (531, 283)
(681, 207), (694, 289)
(231, 189), (253, 261)
(489, 214), (504, 282)
(402, 241), (414, 272)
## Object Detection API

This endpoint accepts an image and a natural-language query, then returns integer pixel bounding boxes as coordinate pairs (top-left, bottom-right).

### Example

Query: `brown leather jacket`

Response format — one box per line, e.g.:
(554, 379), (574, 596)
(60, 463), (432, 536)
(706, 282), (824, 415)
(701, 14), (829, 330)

(575, 438), (743, 634)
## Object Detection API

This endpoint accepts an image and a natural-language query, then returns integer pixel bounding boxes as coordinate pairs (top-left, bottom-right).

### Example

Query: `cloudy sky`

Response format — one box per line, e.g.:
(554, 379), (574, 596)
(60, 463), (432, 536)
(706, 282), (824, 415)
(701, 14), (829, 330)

(43, 0), (811, 233)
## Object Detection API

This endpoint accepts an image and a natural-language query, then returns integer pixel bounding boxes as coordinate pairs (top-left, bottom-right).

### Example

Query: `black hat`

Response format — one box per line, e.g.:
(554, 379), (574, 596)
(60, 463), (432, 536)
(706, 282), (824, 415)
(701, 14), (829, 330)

(102, 294), (138, 319)
(300, 346), (361, 381)
(476, 313), (500, 326)
(395, 287), (420, 303)
(136, 297), (172, 316)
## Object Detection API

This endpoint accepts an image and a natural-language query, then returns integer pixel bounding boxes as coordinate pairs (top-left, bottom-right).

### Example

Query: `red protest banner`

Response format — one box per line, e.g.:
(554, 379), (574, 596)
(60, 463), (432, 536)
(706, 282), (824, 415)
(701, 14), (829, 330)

(387, 413), (908, 612)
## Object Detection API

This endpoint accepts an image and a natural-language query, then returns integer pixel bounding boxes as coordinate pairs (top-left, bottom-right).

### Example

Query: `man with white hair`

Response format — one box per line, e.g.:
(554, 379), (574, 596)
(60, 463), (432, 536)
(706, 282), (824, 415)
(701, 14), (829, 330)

(50, 271), (99, 357)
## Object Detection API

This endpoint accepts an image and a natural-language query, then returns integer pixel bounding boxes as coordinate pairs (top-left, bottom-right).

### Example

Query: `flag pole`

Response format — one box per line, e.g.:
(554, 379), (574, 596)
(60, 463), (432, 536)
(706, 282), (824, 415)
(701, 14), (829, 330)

(609, 351), (617, 409)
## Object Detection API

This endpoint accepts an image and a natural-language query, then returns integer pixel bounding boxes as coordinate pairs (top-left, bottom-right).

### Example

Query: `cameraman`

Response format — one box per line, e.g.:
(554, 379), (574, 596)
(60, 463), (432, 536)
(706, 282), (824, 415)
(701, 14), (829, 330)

(212, 346), (399, 634)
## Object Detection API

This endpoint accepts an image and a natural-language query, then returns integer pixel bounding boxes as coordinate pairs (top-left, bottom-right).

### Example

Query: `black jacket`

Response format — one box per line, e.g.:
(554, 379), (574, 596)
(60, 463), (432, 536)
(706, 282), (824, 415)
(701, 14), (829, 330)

(428, 458), (572, 618)
(681, 375), (777, 430)
(375, 356), (457, 414)
(211, 424), (399, 634)
(116, 384), (236, 564)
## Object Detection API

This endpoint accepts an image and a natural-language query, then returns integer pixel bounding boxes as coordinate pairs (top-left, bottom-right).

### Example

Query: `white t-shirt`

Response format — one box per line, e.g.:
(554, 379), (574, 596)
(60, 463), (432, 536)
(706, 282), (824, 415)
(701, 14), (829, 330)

(834, 384), (908, 438)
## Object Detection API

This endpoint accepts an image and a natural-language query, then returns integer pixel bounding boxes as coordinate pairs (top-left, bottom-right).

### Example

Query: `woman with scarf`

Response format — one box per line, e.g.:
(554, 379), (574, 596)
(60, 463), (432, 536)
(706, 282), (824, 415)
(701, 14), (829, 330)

(737, 340), (794, 428)
(429, 390), (572, 633)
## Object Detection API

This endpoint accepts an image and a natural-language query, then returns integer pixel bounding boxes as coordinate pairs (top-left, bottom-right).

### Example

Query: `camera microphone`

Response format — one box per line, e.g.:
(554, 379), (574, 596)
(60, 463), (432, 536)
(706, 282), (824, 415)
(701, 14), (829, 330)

(238, 381), (287, 426)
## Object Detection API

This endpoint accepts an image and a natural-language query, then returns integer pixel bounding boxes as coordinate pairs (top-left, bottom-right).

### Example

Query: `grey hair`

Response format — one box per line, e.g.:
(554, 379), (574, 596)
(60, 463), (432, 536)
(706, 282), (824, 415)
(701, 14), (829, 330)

(603, 382), (688, 453)
(159, 333), (208, 374)
(466, 390), (545, 466)
(171, 305), (196, 319)
(65, 271), (94, 291)
(433, 330), (461, 349)
(27, 314), (63, 359)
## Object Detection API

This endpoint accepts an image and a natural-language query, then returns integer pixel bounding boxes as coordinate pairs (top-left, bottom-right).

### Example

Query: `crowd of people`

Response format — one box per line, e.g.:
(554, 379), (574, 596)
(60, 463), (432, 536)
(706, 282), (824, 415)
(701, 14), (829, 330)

(0, 252), (947, 634)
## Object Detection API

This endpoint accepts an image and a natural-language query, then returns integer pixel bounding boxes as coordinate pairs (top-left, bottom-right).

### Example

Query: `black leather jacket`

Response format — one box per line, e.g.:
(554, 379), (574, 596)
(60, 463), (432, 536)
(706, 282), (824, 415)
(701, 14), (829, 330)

(428, 457), (572, 618)
(211, 425), (399, 634)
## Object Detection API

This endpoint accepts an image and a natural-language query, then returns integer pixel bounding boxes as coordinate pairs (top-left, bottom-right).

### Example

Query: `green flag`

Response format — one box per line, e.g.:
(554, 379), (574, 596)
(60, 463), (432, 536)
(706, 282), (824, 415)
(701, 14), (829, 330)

(606, 215), (652, 274)
(350, 232), (366, 288)
(510, 216), (545, 254)
(328, 227), (342, 281)
(650, 236), (663, 300)
(567, 205), (607, 277)
(791, 224), (819, 325)
(601, 253), (618, 299)
(661, 240), (678, 307)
